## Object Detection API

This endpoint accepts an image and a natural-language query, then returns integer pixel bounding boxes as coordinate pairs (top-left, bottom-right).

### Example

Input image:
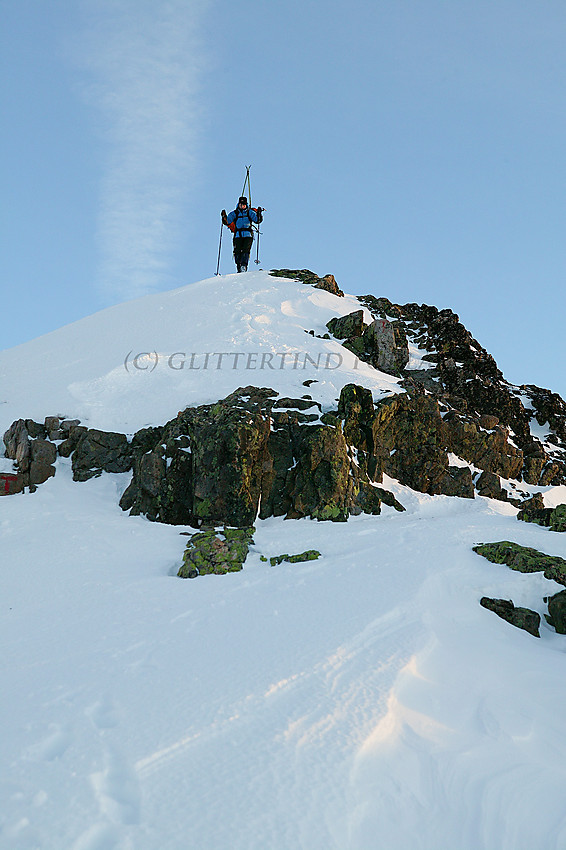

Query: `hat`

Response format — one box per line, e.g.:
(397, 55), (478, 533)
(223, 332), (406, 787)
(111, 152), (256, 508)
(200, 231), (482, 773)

(238, 196), (248, 205)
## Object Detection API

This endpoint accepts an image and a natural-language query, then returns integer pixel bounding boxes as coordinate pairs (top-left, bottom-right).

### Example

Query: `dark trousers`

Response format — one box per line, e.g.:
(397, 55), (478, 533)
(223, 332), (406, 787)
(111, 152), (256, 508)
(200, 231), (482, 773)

(233, 236), (253, 270)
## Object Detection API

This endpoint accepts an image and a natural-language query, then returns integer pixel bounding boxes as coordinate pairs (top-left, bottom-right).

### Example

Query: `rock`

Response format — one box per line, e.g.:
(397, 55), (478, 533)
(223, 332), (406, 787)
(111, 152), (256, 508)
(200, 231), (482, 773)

(25, 420), (47, 439)
(478, 414), (499, 430)
(340, 318), (409, 377)
(316, 274), (344, 296)
(370, 392), (452, 495)
(522, 385), (566, 447)
(439, 466), (475, 498)
(178, 526), (255, 578)
(269, 269), (344, 296)
(44, 416), (64, 440)
(269, 550), (321, 566)
(443, 412), (523, 481)
(120, 386), (402, 526)
(473, 541), (566, 586)
(480, 597), (540, 637)
(326, 310), (365, 340)
(546, 589), (566, 634)
(550, 504), (566, 532)
(31, 439), (57, 466)
(58, 425), (88, 458)
(71, 429), (132, 482)
(3, 420), (30, 471)
(0, 472), (24, 495)
(517, 493), (552, 527)
(517, 499), (566, 532)
(29, 439), (57, 487)
(356, 293), (566, 487)
(2, 420), (56, 490)
(363, 318), (409, 374)
(475, 470), (507, 500)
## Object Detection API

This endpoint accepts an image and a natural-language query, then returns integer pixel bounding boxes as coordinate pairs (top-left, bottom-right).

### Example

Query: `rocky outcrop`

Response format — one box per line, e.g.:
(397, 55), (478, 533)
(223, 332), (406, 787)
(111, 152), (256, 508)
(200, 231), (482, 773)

(546, 590), (566, 634)
(3, 418), (58, 492)
(326, 310), (364, 340)
(178, 526), (255, 578)
(269, 268), (344, 296)
(517, 498), (566, 532)
(480, 597), (541, 637)
(521, 385), (566, 449)
(5, 274), (566, 522)
(357, 295), (566, 487)
(70, 429), (132, 482)
(473, 541), (566, 586)
(119, 386), (405, 527)
(325, 309), (409, 377)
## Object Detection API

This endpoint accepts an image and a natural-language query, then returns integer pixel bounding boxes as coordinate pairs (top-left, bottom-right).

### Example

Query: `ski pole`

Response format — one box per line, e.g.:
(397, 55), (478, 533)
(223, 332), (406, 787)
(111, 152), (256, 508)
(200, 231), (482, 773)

(215, 217), (223, 275)
(254, 207), (264, 265)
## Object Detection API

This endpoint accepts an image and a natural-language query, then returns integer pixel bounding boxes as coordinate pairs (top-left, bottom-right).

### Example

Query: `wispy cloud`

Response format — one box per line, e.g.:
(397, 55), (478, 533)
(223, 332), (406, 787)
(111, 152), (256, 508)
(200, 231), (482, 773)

(77, 0), (209, 301)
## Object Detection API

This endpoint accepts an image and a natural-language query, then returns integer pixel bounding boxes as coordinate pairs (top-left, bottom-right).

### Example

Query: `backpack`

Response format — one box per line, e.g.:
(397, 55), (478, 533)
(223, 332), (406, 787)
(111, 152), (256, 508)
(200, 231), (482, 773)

(228, 207), (262, 234)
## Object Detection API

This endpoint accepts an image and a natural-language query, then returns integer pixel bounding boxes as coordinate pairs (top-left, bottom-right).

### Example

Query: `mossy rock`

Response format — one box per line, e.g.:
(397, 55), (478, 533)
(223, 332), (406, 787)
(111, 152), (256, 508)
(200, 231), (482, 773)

(550, 504), (566, 532)
(546, 589), (566, 634)
(480, 597), (540, 637)
(473, 541), (566, 586)
(269, 550), (321, 566)
(178, 526), (255, 578)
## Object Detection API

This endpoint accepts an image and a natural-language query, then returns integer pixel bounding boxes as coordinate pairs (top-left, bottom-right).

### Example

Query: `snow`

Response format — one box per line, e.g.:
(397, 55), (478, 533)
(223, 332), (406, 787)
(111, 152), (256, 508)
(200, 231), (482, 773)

(2, 272), (566, 849)
(0, 271), (401, 435)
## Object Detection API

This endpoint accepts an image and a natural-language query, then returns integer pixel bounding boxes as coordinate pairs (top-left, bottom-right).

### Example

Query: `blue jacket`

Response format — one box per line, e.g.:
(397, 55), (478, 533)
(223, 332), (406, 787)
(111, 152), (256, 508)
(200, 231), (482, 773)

(226, 206), (260, 239)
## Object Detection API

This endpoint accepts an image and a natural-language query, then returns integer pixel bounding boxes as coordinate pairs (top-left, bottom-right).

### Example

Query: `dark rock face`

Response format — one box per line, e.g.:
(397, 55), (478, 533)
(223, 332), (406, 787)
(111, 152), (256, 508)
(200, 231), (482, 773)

(178, 526), (255, 578)
(71, 429), (132, 482)
(546, 589), (566, 634)
(119, 386), (405, 527)
(480, 597), (541, 637)
(325, 310), (410, 377)
(2, 417), (132, 491)
(517, 498), (566, 532)
(356, 295), (566, 488)
(326, 310), (365, 340)
(3, 419), (57, 492)
(269, 269), (344, 297)
(473, 541), (566, 586)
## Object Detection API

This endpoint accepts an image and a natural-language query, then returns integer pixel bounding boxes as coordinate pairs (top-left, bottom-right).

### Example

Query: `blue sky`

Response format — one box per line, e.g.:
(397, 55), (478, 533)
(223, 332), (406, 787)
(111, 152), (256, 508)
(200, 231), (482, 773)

(1, 0), (565, 397)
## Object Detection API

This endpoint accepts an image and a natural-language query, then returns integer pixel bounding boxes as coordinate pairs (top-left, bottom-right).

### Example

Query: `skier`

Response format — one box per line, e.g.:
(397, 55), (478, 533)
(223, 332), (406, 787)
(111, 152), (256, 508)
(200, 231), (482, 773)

(221, 197), (263, 273)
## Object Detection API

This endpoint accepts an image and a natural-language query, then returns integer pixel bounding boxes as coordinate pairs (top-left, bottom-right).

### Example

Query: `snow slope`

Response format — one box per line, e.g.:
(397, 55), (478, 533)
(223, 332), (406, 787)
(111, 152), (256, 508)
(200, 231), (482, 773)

(2, 272), (566, 850)
(0, 271), (402, 435)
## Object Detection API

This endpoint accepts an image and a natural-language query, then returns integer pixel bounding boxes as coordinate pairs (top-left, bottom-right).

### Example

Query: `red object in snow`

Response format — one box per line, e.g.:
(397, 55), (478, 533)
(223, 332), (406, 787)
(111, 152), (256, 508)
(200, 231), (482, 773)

(1, 473), (19, 495)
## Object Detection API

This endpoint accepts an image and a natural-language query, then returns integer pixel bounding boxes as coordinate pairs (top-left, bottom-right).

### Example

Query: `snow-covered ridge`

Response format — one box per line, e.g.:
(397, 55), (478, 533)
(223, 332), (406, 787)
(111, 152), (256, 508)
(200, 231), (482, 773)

(0, 271), (403, 435)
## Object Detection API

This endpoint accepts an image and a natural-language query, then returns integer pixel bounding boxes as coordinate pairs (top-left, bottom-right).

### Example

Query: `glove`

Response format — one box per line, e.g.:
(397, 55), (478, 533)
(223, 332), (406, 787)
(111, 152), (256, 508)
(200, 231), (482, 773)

(221, 209), (227, 224)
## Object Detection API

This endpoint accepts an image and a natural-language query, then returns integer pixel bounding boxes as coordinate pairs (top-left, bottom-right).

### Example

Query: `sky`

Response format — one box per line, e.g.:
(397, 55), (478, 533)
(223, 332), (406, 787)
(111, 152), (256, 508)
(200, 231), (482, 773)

(1, 0), (565, 398)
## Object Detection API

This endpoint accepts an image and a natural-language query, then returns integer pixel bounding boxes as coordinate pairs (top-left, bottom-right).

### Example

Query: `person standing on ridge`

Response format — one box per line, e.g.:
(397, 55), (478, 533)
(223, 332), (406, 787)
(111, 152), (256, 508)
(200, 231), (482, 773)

(221, 197), (263, 273)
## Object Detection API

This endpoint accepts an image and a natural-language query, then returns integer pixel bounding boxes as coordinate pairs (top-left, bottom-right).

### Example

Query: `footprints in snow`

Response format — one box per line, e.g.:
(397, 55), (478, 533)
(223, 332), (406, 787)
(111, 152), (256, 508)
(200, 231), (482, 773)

(81, 697), (141, 839)
(20, 696), (141, 849)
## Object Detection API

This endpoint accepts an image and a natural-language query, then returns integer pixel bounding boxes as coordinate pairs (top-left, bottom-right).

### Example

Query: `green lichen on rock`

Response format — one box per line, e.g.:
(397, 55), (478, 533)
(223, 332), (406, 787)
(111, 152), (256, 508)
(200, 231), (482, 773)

(480, 597), (540, 637)
(516, 495), (566, 531)
(473, 541), (566, 586)
(550, 505), (566, 532)
(269, 550), (321, 566)
(546, 589), (566, 633)
(178, 526), (255, 578)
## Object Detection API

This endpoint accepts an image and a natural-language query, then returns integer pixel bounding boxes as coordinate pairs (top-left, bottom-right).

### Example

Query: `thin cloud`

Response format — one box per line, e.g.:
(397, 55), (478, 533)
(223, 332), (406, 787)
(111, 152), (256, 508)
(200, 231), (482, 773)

(77, 0), (209, 302)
